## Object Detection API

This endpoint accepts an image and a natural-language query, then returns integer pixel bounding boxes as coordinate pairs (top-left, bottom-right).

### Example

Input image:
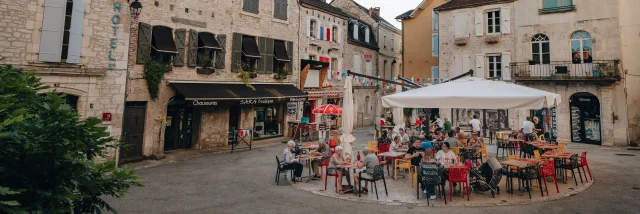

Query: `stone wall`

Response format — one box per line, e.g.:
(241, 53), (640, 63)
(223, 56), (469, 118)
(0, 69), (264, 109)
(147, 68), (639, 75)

(353, 86), (378, 127)
(377, 25), (401, 78)
(199, 106), (230, 149)
(619, 0), (640, 146)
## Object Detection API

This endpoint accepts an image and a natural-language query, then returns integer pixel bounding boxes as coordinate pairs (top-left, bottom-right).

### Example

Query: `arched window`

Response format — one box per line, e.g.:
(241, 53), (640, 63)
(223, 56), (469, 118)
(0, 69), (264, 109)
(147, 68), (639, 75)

(364, 96), (371, 115)
(570, 31), (593, 64)
(531, 34), (550, 64)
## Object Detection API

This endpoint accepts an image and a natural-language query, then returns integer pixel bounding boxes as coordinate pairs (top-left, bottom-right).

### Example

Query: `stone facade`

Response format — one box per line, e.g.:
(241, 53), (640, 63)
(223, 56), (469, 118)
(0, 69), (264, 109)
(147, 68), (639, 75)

(125, 0), (300, 158)
(0, 0), (130, 161)
(619, 0), (640, 146)
(377, 16), (402, 80)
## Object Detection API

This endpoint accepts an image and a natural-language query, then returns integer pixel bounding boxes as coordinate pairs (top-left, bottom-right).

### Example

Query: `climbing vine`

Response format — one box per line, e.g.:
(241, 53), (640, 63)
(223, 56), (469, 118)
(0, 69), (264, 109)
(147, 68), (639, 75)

(237, 63), (256, 90)
(143, 59), (169, 100)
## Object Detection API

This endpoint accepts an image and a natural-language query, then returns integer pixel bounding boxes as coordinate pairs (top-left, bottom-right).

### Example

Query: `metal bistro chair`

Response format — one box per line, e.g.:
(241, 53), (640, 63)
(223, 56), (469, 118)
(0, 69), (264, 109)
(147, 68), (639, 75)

(517, 164), (544, 199)
(275, 156), (295, 185)
(358, 165), (388, 200)
(559, 154), (584, 186)
(417, 162), (446, 206)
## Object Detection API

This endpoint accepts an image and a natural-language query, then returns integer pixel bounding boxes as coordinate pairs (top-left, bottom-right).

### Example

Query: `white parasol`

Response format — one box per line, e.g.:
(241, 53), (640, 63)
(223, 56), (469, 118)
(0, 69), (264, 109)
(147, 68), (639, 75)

(340, 76), (356, 159)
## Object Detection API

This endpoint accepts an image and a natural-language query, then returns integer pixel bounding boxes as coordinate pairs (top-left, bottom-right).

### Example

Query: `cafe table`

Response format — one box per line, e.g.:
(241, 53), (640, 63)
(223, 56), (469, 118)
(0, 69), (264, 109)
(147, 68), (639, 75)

(527, 142), (558, 150)
(377, 151), (407, 176)
(296, 154), (323, 182)
(338, 162), (361, 194)
(541, 151), (575, 183)
(500, 159), (543, 195)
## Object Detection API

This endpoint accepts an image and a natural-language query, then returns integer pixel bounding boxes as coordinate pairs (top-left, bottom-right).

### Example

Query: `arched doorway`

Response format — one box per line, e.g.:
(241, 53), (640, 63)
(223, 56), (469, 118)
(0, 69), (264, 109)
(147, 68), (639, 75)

(570, 92), (601, 145)
(164, 95), (194, 151)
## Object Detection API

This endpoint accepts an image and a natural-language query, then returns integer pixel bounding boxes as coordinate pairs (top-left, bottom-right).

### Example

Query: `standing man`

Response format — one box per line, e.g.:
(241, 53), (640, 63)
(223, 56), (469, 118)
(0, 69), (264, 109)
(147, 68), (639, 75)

(469, 115), (482, 136)
(443, 117), (452, 133)
(415, 116), (422, 134)
(523, 117), (536, 141)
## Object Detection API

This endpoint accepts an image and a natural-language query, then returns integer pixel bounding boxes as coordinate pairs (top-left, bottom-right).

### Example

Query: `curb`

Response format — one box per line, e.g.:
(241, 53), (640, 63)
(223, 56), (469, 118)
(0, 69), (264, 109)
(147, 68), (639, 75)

(293, 179), (594, 207)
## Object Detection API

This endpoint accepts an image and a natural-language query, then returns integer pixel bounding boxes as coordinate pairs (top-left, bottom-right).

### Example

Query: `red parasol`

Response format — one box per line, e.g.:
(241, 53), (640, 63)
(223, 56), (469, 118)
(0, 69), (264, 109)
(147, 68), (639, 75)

(312, 104), (343, 115)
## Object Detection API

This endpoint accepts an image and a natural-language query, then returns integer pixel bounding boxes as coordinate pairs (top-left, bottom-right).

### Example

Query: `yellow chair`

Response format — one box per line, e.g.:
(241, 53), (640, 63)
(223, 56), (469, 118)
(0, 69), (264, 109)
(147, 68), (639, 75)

(367, 141), (379, 154)
(557, 143), (566, 152)
(507, 155), (519, 173)
(460, 139), (468, 147)
(481, 147), (488, 161)
(451, 148), (460, 156)
(394, 159), (412, 181)
(533, 150), (542, 161)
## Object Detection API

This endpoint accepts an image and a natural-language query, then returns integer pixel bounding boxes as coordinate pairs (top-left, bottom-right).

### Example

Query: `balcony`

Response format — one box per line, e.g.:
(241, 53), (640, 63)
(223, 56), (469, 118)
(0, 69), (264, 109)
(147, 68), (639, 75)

(510, 60), (621, 84)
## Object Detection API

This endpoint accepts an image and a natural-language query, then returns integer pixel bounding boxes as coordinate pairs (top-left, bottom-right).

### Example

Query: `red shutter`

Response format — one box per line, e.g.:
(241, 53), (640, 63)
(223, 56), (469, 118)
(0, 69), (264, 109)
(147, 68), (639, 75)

(326, 28), (331, 41)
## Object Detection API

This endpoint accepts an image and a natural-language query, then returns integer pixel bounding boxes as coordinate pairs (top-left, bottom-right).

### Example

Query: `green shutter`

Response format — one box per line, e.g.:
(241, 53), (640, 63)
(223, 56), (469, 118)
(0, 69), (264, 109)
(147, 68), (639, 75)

(543, 0), (557, 8)
(216, 34), (227, 69)
(173, 28), (186, 66)
(231, 33), (242, 72)
(137, 22), (152, 64)
(187, 29), (198, 67)
(287, 41), (293, 75)
(265, 38), (274, 74)
(257, 37), (266, 74)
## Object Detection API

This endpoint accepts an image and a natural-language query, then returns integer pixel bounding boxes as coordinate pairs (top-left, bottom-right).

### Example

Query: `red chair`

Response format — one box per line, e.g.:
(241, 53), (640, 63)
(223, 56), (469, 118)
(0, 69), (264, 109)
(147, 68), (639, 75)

(539, 159), (559, 195)
(579, 151), (592, 182)
(377, 143), (392, 176)
(321, 158), (338, 192)
(447, 166), (470, 201)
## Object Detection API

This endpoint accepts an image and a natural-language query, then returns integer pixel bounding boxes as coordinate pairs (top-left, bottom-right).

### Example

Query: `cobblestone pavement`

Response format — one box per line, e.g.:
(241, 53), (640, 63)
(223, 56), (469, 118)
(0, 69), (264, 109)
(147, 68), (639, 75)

(104, 127), (640, 214)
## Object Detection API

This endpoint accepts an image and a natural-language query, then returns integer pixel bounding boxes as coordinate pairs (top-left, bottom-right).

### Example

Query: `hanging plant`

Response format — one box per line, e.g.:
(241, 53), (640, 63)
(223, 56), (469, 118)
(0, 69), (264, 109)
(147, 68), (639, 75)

(237, 63), (256, 90)
(143, 58), (170, 100)
(274, 68), (288, 83)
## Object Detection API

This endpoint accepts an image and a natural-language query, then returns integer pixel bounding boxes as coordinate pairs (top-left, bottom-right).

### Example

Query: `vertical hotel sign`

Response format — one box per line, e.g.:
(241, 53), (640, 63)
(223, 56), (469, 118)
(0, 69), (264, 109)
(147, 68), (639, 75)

(109, 1), (123, 70)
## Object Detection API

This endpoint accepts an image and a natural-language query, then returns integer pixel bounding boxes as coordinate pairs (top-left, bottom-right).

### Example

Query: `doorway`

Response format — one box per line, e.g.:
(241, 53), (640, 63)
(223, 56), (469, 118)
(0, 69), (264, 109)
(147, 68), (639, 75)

(570, 92), (601, 145)
(228, 107), (240, 145)
(164, 96), (194, 151)
(121, 101), (146, 162)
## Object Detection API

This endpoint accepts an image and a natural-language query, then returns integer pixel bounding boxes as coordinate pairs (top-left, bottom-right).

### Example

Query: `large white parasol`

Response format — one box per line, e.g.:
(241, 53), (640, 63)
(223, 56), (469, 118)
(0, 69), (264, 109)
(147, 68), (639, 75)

(340, 76), (356, 159)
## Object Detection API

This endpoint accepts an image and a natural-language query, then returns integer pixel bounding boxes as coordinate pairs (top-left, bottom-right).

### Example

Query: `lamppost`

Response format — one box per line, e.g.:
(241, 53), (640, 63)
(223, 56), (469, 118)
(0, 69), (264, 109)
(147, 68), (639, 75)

(129, 0), (143, 19)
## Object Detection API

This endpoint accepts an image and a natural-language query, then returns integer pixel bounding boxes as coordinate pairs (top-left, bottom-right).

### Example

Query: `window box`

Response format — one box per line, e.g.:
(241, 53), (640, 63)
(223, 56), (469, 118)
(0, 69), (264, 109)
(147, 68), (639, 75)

(454, 37), (468, 46)
(485, 36), (499, 44)
(196, 67), (215, 74)
(273, 73), (288, 80)
(539, 5), (575, 14)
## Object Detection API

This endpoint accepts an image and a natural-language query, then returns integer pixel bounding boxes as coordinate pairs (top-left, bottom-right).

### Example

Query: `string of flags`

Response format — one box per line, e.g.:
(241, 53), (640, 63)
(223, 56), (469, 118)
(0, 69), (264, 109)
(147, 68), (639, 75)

(329, 70), (439, 91)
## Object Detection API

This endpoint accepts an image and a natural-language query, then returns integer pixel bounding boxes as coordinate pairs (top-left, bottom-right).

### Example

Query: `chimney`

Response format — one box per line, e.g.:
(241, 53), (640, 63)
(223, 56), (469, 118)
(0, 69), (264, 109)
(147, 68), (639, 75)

(372, 7), (380, 16)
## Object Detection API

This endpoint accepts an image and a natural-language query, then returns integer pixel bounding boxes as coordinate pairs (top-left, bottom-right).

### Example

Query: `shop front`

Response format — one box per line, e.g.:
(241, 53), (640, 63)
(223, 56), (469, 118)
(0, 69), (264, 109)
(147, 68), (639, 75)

(169, 82), (307, 148)
(569, 92), (601, 145)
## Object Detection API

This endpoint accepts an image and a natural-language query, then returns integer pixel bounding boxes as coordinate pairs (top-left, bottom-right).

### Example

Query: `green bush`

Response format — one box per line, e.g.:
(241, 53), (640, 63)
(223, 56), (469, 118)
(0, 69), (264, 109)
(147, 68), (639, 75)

(0, 64), (142, 213)
(143, 59), (168, 100)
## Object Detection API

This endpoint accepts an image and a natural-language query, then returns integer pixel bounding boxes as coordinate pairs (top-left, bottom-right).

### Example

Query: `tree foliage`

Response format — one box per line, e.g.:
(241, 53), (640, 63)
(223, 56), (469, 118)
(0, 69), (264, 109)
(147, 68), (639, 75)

(0, 64), (142, 213)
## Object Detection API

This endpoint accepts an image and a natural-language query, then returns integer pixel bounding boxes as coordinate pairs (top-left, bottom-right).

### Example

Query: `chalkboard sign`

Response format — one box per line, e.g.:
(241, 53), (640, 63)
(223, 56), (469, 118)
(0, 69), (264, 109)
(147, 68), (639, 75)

(571, 106), (581, 142)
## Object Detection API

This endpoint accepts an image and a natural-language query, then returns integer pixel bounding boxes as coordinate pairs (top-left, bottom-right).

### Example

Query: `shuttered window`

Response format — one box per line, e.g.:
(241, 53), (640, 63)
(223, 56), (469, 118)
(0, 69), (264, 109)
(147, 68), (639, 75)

(432, 33), (439, 56)
(286, 41), (293, 75)
(150, 26), (177, 65)
(39, 0), (84, 63)
(61, 0), (73, 61)
(195, 32), (221, 68)
(243, 0), (259, 14)
(65, 0), (84, 64)
(273, 0), (288, 21)
(231, 33), (242, 72)
(173, 29), (186, 66)
(215, 34), (227, 69)
(136, 22), (152, 64)
(187, 29), (198, 67)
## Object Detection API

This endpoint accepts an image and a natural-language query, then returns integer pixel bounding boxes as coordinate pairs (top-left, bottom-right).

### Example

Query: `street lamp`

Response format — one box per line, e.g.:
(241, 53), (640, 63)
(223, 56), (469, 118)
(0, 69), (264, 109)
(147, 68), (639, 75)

(130, 0), (143, 19)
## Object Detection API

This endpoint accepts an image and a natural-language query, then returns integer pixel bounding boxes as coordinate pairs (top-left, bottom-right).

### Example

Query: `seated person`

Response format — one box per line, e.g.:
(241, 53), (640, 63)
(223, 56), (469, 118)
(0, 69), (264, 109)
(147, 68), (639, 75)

(311, 142), (331, 179)
(432, 128), (445, 141)
(456, 127), (466, 141)
(354, 147), (379, 193)
(283, 141), (303, 182)
(444, 130), (460, 148)
(404, 139), (425, 167)
(421, 135), (434, 150)
(329, 146), (351, 194)
(390, 136), (403, 152)
(469, 132), (484, 151)
(435, 142), (457, 164)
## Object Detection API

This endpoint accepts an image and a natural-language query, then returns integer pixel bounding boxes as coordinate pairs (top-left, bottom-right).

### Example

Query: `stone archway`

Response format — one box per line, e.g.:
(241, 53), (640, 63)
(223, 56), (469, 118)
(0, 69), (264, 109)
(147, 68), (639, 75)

(569, 92), (601, 145)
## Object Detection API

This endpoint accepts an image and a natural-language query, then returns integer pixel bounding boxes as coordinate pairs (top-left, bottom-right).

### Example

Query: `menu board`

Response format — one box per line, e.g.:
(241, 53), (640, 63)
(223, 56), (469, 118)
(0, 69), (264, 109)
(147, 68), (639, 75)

(550, 107), (557, 140)
(571, 106), (582, 142)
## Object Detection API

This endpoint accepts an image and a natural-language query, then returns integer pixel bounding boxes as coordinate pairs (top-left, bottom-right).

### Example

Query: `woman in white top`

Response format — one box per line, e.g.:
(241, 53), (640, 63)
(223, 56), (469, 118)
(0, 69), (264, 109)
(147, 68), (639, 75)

(435, 142), (457, 164)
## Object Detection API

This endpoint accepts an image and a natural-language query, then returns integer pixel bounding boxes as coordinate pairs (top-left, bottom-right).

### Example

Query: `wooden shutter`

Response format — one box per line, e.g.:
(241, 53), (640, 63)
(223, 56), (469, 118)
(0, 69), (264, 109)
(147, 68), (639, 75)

(476, 54), (485, 78)
(432, 34), (438, 56)
(231, 33), (242, 72)
(474, 10), (483, 37)
(257, 37), (266, 73)
(216, 34), (227, 69)
(173, 28), (186, 66)
(454, 55), (462, 75)
(187, 29), (198, 67)
(264, 38), (274, 74)
(463, 55), (471, 74)
(39, 0), (66, 62)
(136, 22), (152, 64)
(502, 52), (511, 80)
(306, 18), (311, 37)
(337, 27), (342, 44)
(287, 41), (293, 75)
(66, 0), (85, 64)
(501, 7), (511, 34)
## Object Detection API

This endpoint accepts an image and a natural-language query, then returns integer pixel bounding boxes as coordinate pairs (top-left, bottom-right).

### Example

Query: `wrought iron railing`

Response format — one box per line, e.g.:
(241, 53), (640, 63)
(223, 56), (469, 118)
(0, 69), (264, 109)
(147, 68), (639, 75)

(510, 60), (620, 81)
(538, 5), (576, 14)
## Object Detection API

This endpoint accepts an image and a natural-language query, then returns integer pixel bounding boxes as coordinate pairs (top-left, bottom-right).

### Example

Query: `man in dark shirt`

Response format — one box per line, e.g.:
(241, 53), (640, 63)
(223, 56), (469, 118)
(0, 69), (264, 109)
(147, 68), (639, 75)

(404, 139), (424, 167)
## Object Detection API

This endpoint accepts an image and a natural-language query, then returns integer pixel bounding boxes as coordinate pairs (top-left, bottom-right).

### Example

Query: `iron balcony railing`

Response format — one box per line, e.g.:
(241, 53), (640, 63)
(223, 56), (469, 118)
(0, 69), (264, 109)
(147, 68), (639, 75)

(510, 60), (621, 82)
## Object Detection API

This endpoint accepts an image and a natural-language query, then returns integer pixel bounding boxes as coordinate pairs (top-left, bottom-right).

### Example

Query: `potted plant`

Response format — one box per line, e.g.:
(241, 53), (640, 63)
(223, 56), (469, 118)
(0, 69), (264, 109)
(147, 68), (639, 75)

(197, 60), (215, 74)
(274, 68), (288, 81)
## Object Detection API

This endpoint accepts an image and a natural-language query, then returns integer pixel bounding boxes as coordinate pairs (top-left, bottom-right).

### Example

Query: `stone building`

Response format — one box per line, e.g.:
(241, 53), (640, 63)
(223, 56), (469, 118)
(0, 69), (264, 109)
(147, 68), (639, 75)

(396, 0), (448, 84)
(331, 0), (381, 128)
(123, 0), (303, 160)
(434, 0), (638, 147)
(0, 0), (131, 161)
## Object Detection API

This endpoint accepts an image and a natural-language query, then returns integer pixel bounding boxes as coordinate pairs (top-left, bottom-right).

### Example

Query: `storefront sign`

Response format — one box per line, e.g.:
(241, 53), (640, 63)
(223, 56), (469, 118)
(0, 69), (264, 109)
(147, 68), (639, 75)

(364, 53), (373, 62)
(289, 97), (307, 102)
(190, 97), (307, 106)
(109, 2), (122, 70)
(240, 99), (274, 105)
(192, 100), (218, 106)
(287, 103), (297, 115)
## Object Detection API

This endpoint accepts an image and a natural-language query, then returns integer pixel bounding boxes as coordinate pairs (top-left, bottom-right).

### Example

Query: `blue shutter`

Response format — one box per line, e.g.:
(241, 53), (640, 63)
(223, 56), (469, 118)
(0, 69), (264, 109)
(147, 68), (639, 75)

(432, 34), (439, 56)
(39, 0), (66, 62)
(543, 0), (558, 8)
(66, 0), (85, 64)
(432, 67), (439, 84)
(320, 26), (325, 40)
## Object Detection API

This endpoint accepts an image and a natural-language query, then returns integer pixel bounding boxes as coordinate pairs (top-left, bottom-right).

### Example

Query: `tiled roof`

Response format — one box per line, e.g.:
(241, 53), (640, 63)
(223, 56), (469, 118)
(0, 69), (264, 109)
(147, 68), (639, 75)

(434, 0), (514, 11)
(300, 0), (350, 17)
(395, 9), (414, 20)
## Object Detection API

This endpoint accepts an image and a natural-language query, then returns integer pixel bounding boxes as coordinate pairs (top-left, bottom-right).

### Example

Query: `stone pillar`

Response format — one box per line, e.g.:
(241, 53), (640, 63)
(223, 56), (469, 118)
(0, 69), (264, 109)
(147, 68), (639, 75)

(600, 87), (614, 146)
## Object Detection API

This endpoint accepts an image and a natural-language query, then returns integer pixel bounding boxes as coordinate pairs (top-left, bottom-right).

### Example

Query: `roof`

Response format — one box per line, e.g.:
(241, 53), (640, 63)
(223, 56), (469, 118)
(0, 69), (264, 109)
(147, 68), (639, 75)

(395, 9), (414, 20)
(352, 1), (401, 32)
(434, 0), (514, 11)
(300, 0), (350, 18)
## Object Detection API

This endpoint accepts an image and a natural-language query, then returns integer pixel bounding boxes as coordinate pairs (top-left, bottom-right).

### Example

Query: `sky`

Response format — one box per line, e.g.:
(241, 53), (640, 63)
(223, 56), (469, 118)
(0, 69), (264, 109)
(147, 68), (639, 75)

(352, 0), (423, 29)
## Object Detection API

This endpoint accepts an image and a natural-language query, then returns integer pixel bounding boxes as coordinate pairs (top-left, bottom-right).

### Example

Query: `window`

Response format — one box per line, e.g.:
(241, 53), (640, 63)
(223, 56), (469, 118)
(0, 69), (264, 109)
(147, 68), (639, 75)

(365, 61), (372, 75)
(241, 35), (260, 71)
(309, 55), (316, 60)
(432, 10), (439, 31)
(243, 0), (259, 14)
(150, 26), (177, 64)
(541, 0), (575, 14)
(391, 37), (394, 51)
(196, 32), (221, 67)
(383, 60), (387, 76)
(39, 0), (84, 63)
(531, 34), (550, 64)
(365, 27), (370, 43)
(364, 96), (371, 115)
(353, 55), (361, 73)
(332, 26), (338, 42)
(383, 34), (387, 49)
(488, 54), (502, 78)
(487, 10), (501, 34)
(353, 23), (359, 40)
(61, 0), (73, 60)
(273, 0), (287, 20)
(571, 31), (593, 64)
(432, 33), (439, 56)
(331, 58), (338, 72)
(273, 40), (290, 74)
(310, 20), (316, 38)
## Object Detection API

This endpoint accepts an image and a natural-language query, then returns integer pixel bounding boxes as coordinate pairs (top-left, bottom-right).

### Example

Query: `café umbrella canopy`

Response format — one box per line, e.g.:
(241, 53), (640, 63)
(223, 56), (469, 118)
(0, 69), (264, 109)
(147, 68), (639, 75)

(392, 85), (406, 132)
(382, 77), (561, 109)
(340, 76), (356, 159)
(312, 104), (342, 115)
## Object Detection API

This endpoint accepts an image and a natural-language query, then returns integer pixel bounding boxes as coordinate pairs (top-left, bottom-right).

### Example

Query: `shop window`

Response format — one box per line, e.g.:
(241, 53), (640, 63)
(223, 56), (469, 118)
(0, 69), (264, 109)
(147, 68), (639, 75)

(487, 10), (501, 34)
(254, 105), (284, 139)
(531, 34), (550, 64)
(571, 31), (593, 64)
